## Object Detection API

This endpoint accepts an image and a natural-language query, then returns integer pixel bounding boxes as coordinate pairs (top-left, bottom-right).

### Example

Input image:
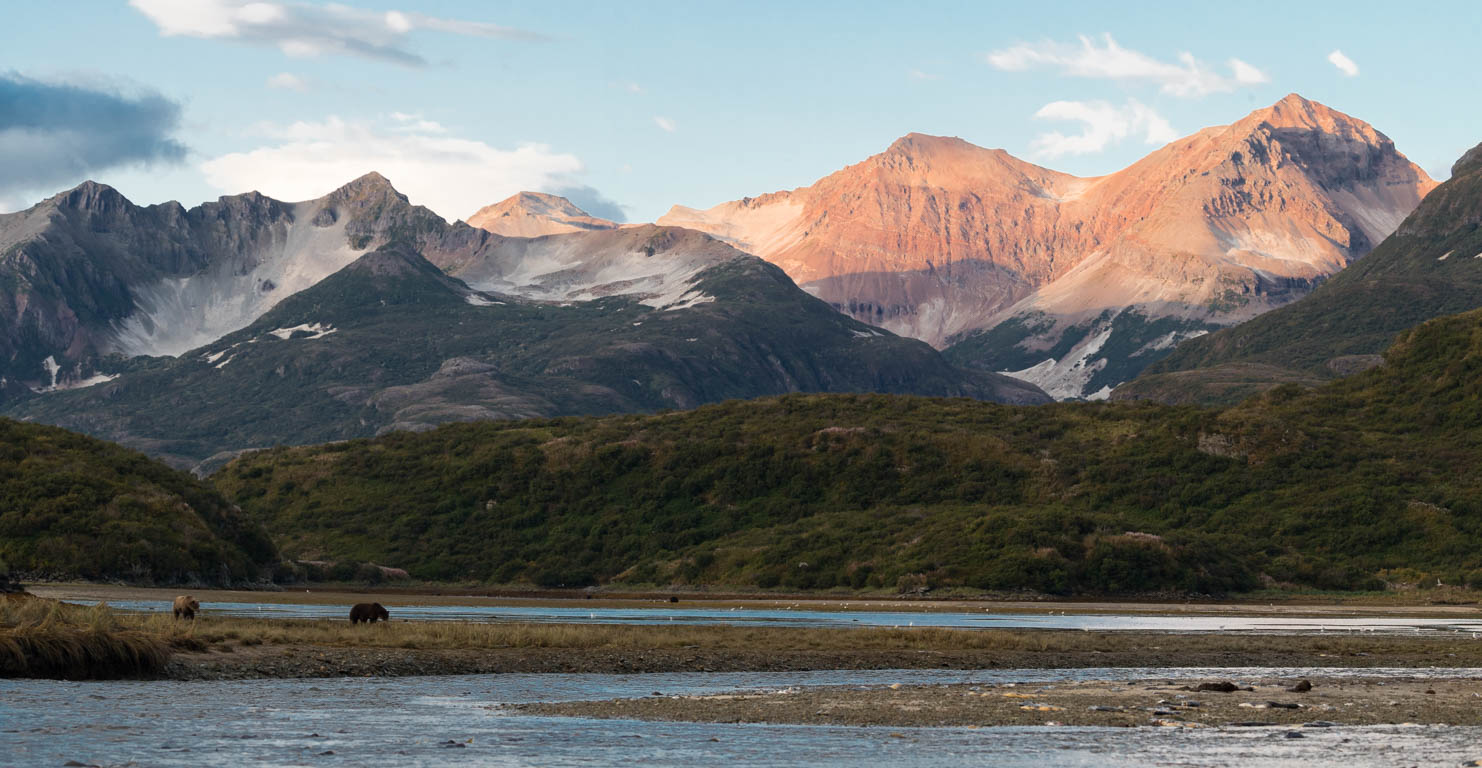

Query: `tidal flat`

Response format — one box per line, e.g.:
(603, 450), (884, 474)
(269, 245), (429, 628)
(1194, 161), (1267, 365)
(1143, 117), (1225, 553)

(513, 675), (1482, 728)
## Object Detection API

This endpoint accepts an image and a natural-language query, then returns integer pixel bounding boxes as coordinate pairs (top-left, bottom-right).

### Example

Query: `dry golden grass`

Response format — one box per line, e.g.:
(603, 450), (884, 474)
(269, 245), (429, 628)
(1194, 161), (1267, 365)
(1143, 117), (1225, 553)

(0, 595), (169, 678)
(110, 610), (1482, 662)
(10, 594), (1482, 679)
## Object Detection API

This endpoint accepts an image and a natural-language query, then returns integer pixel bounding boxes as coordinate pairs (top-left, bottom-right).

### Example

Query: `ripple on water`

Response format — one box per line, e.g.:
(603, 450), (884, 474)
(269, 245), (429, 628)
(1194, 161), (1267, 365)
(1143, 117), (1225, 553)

(4, 669), (1482, 766)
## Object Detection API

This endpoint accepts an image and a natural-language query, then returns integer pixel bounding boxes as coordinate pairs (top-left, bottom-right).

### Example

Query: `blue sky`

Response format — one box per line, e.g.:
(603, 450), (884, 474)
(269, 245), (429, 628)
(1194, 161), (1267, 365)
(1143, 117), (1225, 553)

(4, 0), (1479, 222)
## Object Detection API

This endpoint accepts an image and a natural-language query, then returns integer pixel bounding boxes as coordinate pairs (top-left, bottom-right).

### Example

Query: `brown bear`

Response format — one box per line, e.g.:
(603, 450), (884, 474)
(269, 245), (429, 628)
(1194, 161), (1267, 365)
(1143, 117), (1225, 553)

(173, 595), (200, 620)
(349, 602), (390, 624)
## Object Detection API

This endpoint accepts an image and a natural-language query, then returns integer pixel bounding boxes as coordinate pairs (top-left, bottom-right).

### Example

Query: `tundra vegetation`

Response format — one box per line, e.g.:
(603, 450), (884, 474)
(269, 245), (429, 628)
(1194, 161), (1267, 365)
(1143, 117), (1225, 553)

(0, 419), (277, 584)
(215, 306), (1482, 596)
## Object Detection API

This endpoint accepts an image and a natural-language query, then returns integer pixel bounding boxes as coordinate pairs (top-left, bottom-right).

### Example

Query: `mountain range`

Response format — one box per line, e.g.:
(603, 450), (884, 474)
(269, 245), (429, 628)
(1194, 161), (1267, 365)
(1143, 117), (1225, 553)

(0, 93), (1453, 472)
(0, 176), (1042, 469)
(659, 94), (1434, 398)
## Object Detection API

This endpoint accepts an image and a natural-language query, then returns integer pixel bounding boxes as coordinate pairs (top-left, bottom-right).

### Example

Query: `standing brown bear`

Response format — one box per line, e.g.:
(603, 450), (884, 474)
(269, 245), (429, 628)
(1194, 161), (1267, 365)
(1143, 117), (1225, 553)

(173, 595), (200, 620)
(349, 602), (390, 624)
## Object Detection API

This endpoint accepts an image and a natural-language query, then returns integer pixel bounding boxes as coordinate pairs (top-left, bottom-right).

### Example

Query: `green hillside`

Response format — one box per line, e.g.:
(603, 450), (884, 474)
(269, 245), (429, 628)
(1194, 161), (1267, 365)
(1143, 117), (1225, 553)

(215, 304), (1482, 594)
(0, 419), (277, 583)
(1117, 142), (1482, 404)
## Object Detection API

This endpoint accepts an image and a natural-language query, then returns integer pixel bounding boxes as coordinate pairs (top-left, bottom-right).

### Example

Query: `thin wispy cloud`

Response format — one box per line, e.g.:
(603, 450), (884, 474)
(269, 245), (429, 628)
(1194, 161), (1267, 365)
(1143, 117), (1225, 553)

(388, 111), (445, 133)
(1328, 49), (1359, 77)
(0, 72), (187, 202)
(129, 0), (545, 67)
(1029, 98), (1178, 158)
(266, 72), (308, 91)
(653, 116), (677, 133)
(986, 34), (1266, 98)
(908, 69), (941, 81)
(200, 114), (594, 221)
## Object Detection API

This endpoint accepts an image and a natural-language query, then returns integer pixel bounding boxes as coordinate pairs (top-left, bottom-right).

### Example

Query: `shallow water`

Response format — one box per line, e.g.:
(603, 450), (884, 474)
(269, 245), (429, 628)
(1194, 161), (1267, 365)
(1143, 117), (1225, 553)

(5, 668), (1482, 767)
(71, 597), (1482, 635)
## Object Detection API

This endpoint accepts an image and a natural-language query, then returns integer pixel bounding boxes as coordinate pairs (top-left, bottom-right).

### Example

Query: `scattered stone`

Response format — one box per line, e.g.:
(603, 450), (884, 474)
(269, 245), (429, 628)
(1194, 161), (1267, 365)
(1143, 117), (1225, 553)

(1289, 680), (1313, 693)
(1284, 731), (1305, 739)
(1193, 682), (1239, 693)
(1303, 721), (1339, 728)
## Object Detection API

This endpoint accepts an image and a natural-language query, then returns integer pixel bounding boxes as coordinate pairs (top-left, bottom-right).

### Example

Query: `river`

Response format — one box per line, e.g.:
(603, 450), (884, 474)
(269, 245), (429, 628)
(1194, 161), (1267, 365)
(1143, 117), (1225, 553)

(63, 597), (1482, 635)
(5, 668), (1482, 767)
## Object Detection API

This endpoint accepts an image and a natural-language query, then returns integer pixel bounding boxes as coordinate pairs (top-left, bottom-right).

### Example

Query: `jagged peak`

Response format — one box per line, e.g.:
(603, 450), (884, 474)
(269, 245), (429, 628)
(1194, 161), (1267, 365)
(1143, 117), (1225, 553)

(46, 180), (132, 213)
(325, 171), (408, 204)
(1238, 93), (1382, 140)
(477, 190), (589, 218)
(466, 190), (619, 236)
(883, 132), (996, 158)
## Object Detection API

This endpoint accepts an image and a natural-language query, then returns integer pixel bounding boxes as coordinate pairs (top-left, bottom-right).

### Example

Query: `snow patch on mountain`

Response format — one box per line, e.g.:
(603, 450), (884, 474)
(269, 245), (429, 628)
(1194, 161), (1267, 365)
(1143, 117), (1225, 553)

(32, 356), (117, 393)
(268, 322), (336, 340)
(452, 237), (730, 311)
(1000, 326), (1114, 400)
(1134, 328), (1209, 357)
(110, 209), (365, 358)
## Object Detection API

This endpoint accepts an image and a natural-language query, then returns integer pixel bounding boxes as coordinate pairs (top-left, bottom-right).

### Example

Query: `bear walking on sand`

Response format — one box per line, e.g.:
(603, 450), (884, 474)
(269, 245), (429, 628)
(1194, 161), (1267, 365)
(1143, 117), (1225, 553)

(173, 595), (200, 620)
(349, 602), (390, 624)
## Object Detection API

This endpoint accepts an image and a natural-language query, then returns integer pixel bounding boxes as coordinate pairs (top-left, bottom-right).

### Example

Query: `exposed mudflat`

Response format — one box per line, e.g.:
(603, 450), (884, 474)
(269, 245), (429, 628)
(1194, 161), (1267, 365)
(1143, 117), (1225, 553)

(165, 634), (1482, 681)
(513, 675), (1482, 728)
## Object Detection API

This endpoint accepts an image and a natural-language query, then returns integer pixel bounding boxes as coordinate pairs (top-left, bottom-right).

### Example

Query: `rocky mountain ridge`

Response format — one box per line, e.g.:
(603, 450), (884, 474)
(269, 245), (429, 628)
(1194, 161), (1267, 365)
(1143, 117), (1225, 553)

(1115, 140), (1482, 404)
(3, 180), (1045, 468)
(467, 191), (620, 237)
(658, 94), (1435, 398)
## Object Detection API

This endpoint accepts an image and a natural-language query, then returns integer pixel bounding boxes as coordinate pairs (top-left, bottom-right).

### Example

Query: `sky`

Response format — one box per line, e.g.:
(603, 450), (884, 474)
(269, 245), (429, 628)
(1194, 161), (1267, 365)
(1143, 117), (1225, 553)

(3, 0), (1480, 223)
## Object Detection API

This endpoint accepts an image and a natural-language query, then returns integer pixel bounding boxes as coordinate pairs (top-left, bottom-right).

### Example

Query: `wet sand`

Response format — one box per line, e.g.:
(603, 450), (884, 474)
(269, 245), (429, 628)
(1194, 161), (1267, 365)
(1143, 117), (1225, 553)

(513, 675), (1482, 727)
(164, 631), (1482, 680)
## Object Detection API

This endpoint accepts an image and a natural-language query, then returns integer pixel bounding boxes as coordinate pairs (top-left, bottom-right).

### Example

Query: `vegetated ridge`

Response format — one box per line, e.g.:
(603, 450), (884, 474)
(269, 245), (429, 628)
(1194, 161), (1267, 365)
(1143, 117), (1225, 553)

(0, 418), (277, 584)
(215, 301), (1482, 595)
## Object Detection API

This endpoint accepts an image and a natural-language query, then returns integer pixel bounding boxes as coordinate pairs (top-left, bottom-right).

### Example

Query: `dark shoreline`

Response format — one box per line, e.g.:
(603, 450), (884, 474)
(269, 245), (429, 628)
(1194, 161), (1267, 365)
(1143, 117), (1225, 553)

(164, 636), (1482, 681)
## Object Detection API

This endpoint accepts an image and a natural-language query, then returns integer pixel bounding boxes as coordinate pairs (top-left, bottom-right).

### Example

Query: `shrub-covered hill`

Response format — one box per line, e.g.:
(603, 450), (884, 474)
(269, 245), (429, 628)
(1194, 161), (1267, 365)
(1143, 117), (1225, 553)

(216, 306), (1482, 595)
(1, 419), (277, 583)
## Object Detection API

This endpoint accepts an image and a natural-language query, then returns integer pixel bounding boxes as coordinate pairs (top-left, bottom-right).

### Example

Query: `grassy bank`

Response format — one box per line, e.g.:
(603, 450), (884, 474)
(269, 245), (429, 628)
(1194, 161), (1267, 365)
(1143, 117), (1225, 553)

(0, 595), (169, 679)
(11, 596), (1482, 680)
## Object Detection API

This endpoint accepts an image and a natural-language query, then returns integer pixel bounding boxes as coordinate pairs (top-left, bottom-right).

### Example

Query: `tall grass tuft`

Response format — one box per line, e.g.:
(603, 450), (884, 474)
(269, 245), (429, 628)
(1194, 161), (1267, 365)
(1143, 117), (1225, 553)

(0, 595), (170, 679)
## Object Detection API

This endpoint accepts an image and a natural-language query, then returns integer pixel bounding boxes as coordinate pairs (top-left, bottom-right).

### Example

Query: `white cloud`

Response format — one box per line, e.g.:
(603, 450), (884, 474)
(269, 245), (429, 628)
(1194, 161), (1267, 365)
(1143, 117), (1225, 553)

(266, 72), (307, 91)
(129, 0), (543, 67)
(653, 116), (676, 133)
(985, 34), (1267, 98)
(1029, 99), (1179, 158)
(388, 111), (445, 133)
(199, 115), (587, 221)
(908, 69), (941, 81)
(1229, 58), (1268, 85)
(1328, 49), (1359, 77)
